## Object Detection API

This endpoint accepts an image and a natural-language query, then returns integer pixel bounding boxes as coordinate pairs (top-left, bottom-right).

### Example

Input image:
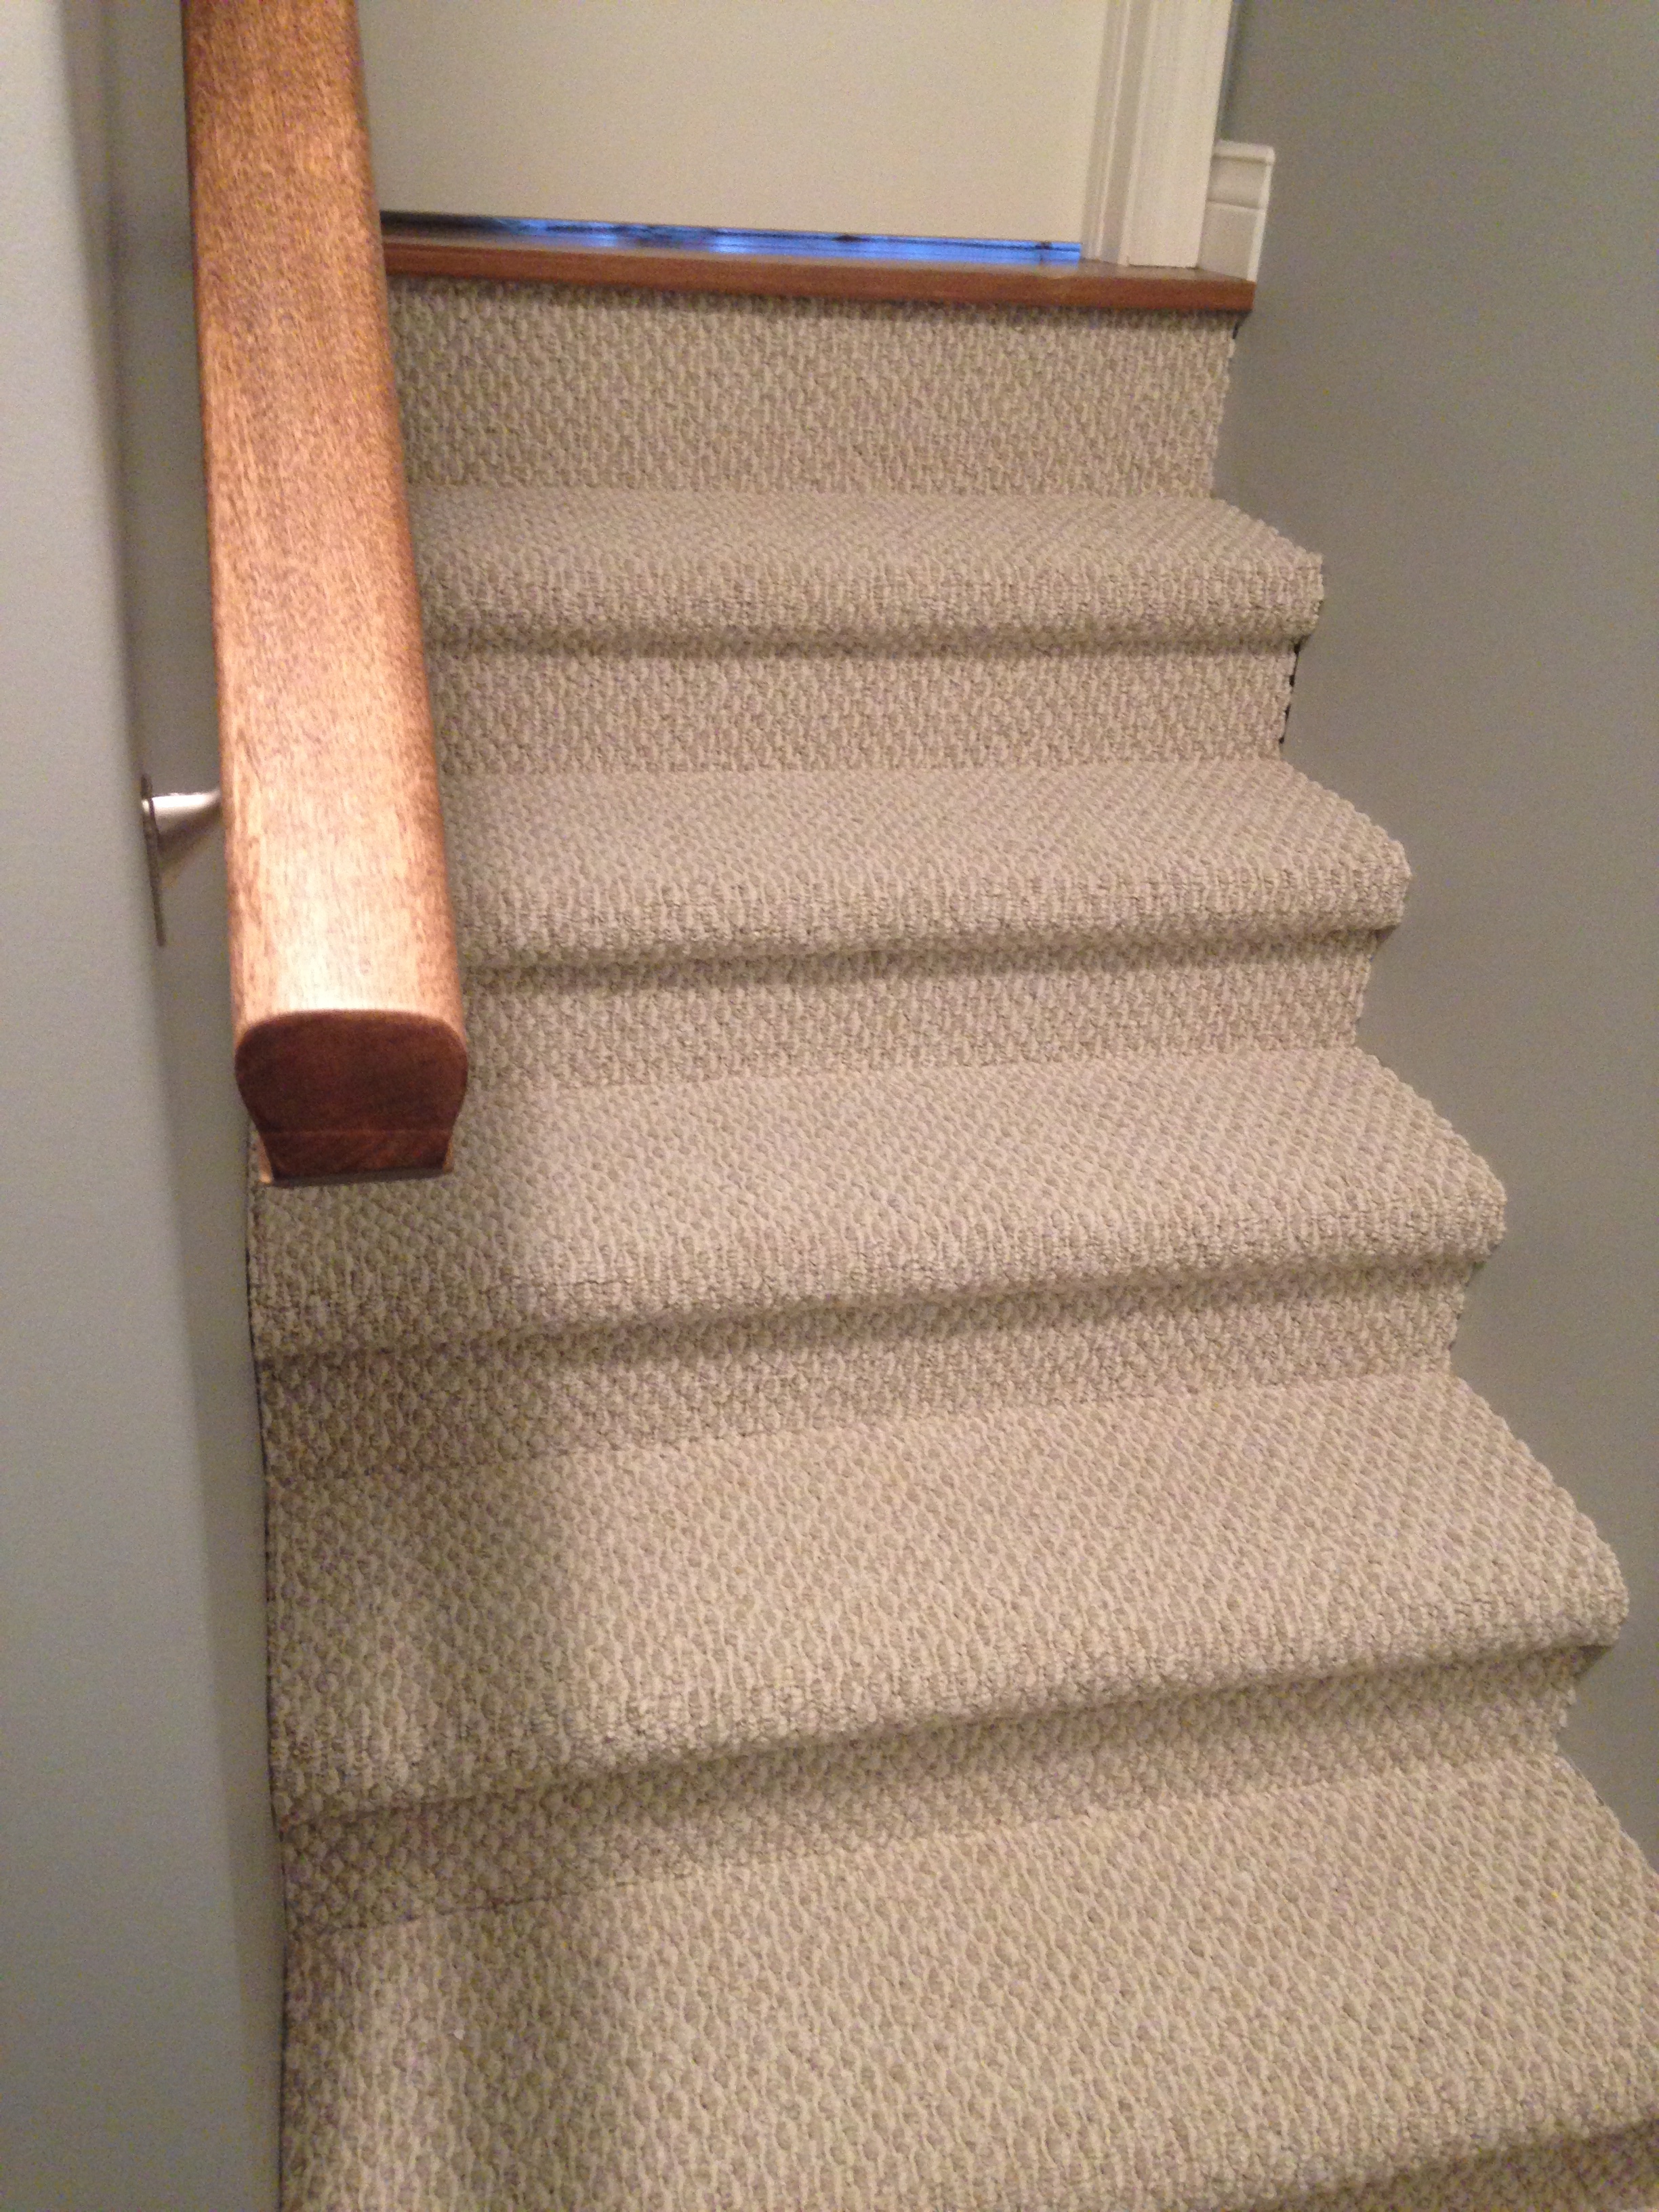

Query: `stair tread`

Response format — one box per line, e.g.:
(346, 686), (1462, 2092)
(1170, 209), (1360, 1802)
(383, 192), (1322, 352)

(270, 1369), (1622, 1820)
(411, 485), (1323, 650)
(249, 1045), (1504, 1361)
(284, 1750), (1659, 2211)
(446, 757), (1408, 970)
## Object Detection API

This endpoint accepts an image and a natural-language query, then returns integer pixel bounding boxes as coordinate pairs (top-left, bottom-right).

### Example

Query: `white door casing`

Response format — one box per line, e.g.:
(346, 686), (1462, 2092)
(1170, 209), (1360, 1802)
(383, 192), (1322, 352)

(1082, 0), (1231, 264)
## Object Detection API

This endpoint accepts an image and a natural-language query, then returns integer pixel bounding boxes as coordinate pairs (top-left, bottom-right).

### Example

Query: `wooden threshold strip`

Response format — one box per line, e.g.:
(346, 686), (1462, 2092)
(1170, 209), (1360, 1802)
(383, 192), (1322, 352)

(382, 216), (1254, 314)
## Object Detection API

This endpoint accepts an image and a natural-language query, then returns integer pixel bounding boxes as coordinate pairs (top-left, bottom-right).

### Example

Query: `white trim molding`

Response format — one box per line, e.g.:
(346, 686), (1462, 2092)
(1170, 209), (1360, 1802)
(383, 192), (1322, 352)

(1082, 0), (1233, 267)
(1200, 139), (1275, 281)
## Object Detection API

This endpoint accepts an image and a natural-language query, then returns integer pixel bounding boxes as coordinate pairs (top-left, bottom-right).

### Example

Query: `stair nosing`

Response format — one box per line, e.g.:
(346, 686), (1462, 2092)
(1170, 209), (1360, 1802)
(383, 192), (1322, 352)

(443, 758), (1410, 975)
(411, 484), (1326, 653)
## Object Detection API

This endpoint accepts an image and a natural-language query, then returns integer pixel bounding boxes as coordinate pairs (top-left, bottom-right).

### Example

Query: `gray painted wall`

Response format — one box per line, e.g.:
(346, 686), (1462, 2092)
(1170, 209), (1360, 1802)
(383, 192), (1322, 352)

(0, 3), (281, 2204)
(1216, 0), (1658, 1860)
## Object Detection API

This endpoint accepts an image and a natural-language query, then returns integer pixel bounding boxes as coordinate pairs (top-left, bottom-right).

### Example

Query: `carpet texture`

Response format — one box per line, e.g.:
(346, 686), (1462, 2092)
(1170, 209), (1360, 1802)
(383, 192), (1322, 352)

(443, 759), (1407, 968)
(282, 1757), (1658, 2212)
(387, 280), (1235, 494)
(253, 278), (1659, 2207)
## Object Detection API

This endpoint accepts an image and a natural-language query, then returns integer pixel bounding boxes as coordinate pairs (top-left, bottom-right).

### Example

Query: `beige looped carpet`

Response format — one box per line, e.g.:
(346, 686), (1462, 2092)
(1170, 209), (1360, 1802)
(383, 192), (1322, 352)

(255, 278), (1659, 2210)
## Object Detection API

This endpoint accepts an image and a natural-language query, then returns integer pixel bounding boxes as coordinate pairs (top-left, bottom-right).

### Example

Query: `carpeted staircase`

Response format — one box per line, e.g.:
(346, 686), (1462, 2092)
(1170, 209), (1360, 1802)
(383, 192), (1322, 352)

(256, 278), (1659, 2209)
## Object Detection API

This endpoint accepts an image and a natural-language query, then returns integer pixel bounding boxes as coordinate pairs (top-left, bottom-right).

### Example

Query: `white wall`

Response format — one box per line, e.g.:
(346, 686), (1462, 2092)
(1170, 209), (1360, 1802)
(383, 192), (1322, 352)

(359, 0), (1111, 239)
(1216, 0), (1658, 1861)
(0, 3), (282, 2203)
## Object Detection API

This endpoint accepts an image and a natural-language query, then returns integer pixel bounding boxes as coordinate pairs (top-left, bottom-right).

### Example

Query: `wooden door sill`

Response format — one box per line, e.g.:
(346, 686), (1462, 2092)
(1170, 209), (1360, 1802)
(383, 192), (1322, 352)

(382, 214), (1252, 314)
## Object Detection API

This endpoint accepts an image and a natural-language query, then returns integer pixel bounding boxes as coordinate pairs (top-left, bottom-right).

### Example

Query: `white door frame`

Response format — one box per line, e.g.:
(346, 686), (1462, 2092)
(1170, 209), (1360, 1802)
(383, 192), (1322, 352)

(1082, 0), (1270, 276)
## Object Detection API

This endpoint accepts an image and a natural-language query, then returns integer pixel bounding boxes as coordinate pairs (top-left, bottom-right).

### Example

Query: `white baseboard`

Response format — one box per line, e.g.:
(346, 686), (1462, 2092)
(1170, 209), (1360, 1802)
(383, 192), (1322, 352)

(1199, 139), (1275, 281)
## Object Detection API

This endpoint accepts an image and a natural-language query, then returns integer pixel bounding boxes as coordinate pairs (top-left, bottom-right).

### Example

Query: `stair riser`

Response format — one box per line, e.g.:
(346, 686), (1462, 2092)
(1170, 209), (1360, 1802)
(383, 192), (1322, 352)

(462, 938), (1381, 1086)
(279, 1651), (1580, 1917)
(428, 641), (1299, 772)
(260, 1263), (1473, 1476)
(391, 281), (1235, 498)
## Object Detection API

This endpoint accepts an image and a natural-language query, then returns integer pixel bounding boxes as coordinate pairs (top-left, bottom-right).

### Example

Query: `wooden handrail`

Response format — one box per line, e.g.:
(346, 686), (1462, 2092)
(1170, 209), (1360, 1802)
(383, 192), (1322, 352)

(182, 0), (466, 1184)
